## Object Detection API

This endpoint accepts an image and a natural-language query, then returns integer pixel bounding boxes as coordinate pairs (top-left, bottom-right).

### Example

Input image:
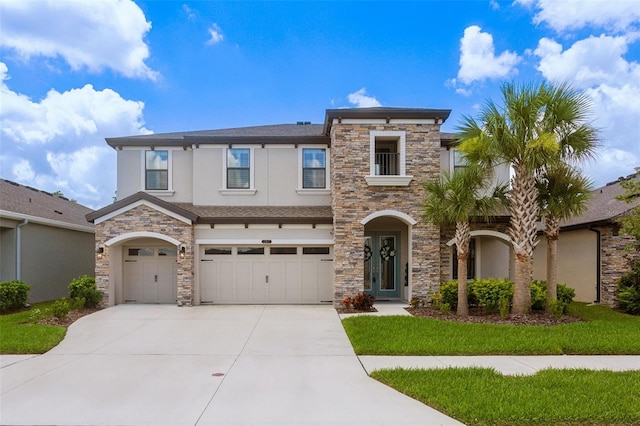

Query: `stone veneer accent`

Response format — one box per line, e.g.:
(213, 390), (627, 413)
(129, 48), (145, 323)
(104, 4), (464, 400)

(330, 122), (441, 305)
(95, 204), (194, 306)
(595, 225), (638, 306)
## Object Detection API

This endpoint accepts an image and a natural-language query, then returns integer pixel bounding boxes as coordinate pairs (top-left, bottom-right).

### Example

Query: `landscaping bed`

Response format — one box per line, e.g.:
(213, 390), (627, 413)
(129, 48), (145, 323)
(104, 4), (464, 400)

(406, 305), (581, 326)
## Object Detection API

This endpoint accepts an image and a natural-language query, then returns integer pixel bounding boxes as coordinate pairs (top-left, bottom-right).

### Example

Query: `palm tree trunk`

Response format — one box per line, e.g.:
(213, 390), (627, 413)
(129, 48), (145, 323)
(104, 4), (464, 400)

(509, 164), (539, 314)
(455, 221), (471, 316)
(545, 217), (560, 312)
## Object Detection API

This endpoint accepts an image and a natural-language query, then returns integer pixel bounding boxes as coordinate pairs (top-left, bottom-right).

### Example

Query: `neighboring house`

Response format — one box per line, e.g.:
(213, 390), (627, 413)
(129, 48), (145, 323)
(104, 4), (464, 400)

(84, 106), (519, 307)
(0, 179), (95, 303)
(533, 173), (640, 305)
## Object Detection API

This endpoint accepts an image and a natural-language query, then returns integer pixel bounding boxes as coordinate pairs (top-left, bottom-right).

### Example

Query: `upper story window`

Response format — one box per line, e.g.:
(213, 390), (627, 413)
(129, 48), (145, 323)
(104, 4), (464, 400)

(145, 150), (169, 190)
(302, 148), (326, 189)
(366, 131), (412, 186)
(226, 148), (251, 189)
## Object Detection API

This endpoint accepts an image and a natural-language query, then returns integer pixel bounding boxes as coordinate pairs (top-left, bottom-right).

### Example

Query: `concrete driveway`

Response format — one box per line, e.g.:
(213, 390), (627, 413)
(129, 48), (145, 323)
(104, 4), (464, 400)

(0, 305), (462, 426)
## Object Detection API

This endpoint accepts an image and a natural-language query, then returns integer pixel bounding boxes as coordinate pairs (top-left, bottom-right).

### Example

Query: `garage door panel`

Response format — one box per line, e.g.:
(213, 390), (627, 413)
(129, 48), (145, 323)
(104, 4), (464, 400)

(251, 261), (268, 302)
(124, 261), (141, 302)
(217, 261), (235, 302)
(284, 261), (302, 302)
(199, 246), (332, 304)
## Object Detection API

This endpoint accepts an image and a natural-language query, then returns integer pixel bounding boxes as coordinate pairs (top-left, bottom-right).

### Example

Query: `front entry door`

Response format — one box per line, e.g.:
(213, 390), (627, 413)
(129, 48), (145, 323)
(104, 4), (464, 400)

(364, 232), (400, 298)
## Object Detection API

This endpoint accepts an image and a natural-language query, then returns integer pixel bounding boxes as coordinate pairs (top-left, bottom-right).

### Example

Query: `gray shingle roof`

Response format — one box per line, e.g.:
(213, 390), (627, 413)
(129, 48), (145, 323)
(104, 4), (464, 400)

(106, 124), (328, 148)
(560, 173), (640, 229)
(0, 179), (94, 231)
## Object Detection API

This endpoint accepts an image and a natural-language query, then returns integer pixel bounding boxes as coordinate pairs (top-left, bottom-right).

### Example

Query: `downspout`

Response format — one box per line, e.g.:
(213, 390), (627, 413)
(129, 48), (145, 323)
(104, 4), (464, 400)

(589, 227), (601, 303)
(16, 219), (28, 281)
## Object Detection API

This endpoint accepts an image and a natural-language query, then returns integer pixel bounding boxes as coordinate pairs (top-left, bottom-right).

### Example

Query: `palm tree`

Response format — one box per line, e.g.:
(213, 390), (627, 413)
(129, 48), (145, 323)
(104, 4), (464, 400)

(458, 82), (598, 314)
(537, 164), (592, 311)
(424, 164), (507, 316)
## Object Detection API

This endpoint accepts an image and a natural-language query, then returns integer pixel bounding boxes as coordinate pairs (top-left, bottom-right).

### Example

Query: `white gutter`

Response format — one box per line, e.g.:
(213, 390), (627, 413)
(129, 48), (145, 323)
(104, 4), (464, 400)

(0, 210), (95, 233)
(16, 219), (28, 281)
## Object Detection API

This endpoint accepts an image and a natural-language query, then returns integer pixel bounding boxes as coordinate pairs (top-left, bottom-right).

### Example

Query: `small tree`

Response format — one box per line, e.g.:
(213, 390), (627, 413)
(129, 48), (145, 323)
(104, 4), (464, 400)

(424, 164), (507, 316)
(537, 164), (592, 312)
(616, 167), (640, 252)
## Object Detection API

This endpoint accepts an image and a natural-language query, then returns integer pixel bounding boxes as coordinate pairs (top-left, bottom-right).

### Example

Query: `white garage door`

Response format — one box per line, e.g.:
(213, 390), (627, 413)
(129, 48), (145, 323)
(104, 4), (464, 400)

(199, 246), (332, 304)
(123, 247), (178, 303)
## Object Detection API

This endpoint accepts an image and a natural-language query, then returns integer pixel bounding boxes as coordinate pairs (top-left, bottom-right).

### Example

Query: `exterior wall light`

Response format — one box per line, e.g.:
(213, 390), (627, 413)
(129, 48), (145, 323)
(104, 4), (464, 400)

(96, 246), (104, 259)
(179, 245), (186, 259)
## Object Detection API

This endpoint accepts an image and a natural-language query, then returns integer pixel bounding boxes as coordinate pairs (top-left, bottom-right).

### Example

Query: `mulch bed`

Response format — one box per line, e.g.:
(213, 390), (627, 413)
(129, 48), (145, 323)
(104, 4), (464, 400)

(336, 307), (378, 314)
(38, 308), (102, 328)
(406, 306), (582, 326)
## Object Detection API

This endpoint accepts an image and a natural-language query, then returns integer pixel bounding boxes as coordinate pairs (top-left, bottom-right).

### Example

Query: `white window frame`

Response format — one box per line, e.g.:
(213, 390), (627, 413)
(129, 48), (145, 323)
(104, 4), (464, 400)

(141, 149), (174, 196)
(221, 147), (256, 195)
(365, 130), (412, 186)
(297, 146), (330, 195)
(450, 148), (468, 174)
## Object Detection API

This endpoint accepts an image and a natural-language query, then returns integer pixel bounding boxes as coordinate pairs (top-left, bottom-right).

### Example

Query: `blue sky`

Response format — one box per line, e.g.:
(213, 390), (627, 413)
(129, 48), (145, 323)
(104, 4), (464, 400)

(1, 0), (639, 209)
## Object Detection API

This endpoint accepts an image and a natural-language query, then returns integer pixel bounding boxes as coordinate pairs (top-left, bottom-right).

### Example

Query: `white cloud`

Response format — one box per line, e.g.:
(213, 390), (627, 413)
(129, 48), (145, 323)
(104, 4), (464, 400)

(519, 0), (640, 33)
(183, 4), (196, 20)
(207, 23), (224, 45)
(0, 63), (151, 208)
(532, 33), (640, 186)
(456, 26), (521, 86)
(0, 0), (157, 80)
(347, 88), (382, 108)
(534, 35), (639, 88)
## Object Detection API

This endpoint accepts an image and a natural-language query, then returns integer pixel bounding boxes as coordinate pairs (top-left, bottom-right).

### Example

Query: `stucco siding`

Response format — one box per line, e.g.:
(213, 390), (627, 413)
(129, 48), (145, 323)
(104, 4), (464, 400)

(116, 150), (142, 199)
(533, 229), (598, 303)
(478, 237), (510, 279)
(19, 223), (94, 303)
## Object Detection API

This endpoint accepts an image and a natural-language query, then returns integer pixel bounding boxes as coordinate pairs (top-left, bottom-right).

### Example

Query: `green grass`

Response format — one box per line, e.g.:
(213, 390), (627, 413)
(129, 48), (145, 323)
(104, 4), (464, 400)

(372, 367), (640, 425)
(0, 301), (67, 354)
(342, 303), (640, 355)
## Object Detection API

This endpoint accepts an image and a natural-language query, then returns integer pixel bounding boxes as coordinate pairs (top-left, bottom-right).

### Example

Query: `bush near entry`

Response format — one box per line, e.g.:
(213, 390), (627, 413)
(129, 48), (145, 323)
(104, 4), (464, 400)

(617, 261), (640, 315)
(68, 275), (102, 308)
(432, 278), (575, 314)
(0, 281), (30, 312)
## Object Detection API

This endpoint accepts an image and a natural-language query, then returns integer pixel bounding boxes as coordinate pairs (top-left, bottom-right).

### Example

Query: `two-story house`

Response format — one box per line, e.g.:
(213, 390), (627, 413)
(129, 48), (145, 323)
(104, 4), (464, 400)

(87, 107), (514, 307)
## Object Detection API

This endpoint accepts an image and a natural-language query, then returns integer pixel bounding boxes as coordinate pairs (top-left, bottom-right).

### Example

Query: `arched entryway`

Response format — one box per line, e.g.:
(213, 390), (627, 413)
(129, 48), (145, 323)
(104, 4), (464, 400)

(105, 232), (183, 305)
(361, 210), (416, 301)
(446, 230), (514, 281)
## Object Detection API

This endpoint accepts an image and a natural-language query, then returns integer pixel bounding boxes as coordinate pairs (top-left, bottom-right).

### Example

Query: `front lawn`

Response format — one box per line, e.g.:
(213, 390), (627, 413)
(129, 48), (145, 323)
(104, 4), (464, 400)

(0, 302), (67, 354)
(372, 367), (640, 426)
(342, 303), (640, 355)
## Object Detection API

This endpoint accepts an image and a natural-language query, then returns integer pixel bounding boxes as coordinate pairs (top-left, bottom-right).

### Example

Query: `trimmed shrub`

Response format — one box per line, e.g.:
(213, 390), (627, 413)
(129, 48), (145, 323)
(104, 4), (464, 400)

(0, 281), (30, 312)
(557, 284), (576, 314)
(531, 280), (547, 311)
(68, 275), (101, 308)
(52, 298), (71, 321)
(438, 280), (459, 310)
(351, 292), (375, 311)
(616, 261), (640, 315)
(470, 278), (514, 314)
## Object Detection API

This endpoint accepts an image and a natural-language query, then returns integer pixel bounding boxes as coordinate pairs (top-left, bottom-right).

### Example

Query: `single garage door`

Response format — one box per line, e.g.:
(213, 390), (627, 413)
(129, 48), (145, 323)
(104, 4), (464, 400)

(123, 247), (178, 303)
(200, 246), (332, 304)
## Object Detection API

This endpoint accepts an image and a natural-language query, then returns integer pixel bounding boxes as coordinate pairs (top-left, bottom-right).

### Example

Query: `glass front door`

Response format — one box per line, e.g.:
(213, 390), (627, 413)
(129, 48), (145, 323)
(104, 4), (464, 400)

(364, 232), (400, 298)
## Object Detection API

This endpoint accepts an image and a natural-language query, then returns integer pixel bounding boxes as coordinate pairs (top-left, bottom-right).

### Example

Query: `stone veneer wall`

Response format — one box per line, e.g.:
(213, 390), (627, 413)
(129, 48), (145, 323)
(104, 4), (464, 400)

(95, 204), (194, 306)
(596, 225), (638, 306)
(330, 122), (441, 305)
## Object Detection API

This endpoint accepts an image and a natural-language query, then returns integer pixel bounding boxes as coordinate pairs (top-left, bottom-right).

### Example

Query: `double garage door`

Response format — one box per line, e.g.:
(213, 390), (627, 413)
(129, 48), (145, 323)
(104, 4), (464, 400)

(200, 246), (333, 304)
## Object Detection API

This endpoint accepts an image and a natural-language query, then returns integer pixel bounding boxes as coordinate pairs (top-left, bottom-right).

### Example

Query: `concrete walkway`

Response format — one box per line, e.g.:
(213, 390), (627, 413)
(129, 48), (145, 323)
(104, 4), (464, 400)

(0, 305), (463, 426)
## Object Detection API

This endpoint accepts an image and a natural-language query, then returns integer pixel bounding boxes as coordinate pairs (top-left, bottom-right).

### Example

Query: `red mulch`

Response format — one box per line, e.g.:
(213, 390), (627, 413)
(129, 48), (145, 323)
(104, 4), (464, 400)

(406, 306), (582, 326)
